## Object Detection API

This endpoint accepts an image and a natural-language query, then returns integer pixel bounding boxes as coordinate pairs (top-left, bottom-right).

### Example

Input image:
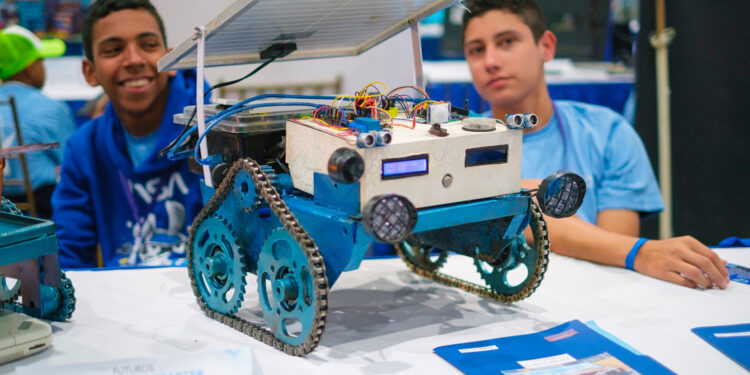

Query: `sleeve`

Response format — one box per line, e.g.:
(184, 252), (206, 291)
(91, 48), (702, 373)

(597, 114), (665, 216)
(51, 137), (98, 268)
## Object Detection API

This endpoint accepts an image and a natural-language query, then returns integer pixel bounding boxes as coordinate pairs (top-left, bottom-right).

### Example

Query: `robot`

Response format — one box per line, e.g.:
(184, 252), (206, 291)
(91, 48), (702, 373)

(167, 95), (584, 356)
(158, 0), (585, 356)
(0, 149), (76, 323)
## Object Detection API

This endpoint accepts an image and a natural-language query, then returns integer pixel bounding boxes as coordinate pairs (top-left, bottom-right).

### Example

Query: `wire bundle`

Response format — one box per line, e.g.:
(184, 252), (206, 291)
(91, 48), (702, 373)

(165, 79), (439, 166)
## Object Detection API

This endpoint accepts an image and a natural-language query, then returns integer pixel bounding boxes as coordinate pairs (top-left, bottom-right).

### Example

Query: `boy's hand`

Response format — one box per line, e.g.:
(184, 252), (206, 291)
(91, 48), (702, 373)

(635, 236), (730, 289)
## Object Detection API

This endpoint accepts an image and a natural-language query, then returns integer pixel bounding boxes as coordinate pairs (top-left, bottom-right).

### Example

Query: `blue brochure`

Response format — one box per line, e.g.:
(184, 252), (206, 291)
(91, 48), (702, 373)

(692, 323), (750, 371)
(726, 263), (750, 285)
(434, 320), (673, 375)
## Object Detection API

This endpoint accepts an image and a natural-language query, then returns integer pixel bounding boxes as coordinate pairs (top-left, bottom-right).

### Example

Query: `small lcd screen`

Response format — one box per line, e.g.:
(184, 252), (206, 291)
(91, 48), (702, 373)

(382, 154), (429, 179)
(465, 145), (508, 167)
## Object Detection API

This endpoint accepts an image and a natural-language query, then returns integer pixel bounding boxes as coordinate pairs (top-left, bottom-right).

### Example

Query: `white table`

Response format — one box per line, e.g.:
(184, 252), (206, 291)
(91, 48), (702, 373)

(3, 248), (748, 374)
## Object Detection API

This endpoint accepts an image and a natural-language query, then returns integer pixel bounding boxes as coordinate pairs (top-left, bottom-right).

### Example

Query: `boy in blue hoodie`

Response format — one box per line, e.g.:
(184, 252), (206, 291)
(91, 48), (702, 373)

(52, 0), (205, 267)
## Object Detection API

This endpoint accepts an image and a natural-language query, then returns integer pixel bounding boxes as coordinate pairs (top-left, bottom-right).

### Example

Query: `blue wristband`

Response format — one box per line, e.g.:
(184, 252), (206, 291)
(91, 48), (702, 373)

(625, 238), (648, 271)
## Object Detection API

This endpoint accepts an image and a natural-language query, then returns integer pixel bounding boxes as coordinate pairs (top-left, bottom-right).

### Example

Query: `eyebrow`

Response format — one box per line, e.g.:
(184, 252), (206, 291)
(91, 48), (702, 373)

(465, 30), (519, 46)
(135, 32), (162, 40)
(97, 32), (162, 48)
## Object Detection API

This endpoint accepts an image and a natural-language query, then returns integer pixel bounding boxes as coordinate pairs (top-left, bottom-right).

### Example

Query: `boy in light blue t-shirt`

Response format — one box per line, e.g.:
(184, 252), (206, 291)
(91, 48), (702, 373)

(462, 0), (728, 290)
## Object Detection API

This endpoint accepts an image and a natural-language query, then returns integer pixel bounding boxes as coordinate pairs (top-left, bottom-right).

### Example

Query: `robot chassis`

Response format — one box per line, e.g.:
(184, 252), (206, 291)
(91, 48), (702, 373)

(183, 110), (584, 356)
(0, 198), (76, 322)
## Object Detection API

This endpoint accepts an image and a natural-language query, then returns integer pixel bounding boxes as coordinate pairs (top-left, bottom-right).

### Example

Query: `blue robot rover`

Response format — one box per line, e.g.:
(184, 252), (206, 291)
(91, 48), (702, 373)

(156, 0), (584, 356)
(178, 104), (585, 356)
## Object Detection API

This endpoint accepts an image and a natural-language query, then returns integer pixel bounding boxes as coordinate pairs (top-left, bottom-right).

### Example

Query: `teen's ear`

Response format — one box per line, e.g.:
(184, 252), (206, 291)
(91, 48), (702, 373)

(539, 30), (557, 62)
(82, 58), (100, 87)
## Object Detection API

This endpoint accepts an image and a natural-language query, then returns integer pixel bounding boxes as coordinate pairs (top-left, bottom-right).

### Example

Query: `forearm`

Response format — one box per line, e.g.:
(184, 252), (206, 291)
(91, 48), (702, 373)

(526, 211), (729, 289)
(541, 215), (636, 267)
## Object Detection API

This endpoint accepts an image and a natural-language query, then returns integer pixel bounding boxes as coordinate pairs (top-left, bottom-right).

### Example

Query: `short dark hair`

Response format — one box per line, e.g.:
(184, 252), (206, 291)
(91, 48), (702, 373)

(82, 0), (167, 61)
(462, 0), (546, 44)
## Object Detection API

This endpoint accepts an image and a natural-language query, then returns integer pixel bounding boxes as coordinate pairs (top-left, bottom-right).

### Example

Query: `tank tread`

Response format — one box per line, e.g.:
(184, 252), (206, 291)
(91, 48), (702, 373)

(187, 158), (328, 356)
(396, 199), (550, 303)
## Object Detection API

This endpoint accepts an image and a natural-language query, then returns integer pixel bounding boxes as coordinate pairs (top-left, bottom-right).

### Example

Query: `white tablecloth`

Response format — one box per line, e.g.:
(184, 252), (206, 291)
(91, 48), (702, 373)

(3, 248), (749, 374)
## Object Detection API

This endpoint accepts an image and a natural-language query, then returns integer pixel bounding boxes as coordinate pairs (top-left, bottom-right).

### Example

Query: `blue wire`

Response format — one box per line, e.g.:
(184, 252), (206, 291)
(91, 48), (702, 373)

(167, 126), (198, 160)
(192, 102), (326, 166)
(167, 94), (355, 160)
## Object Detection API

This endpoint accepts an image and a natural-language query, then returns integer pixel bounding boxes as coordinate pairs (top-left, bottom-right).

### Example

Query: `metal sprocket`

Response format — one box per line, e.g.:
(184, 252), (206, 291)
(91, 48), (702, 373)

(474, 200), (549, 300)
(399, 235), (448, 272)
(395, 199), (550, 303)
(257, 229), (323, 347)
(188, 214), (248, 315)
(185, 158), (329, 356)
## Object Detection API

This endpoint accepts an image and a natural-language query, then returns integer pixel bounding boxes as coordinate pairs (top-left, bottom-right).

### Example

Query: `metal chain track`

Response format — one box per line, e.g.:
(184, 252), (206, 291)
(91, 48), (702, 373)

(395, 200), (550, 303)
(186, 158), (329, 356)
(49, 272), (76, 321)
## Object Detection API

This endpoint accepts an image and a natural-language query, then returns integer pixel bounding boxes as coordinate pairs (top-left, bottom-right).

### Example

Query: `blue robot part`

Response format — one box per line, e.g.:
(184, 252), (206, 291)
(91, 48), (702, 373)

(473, 201), (549, 296)
(187, 158), (330, 356)
(257, 229), (321, 346)
(0, 198), (76, 321)
(0, 277), (20, 302)
(189, 214), (247, 315)
(349, 117), (381, 132)
(184, 145), (583, 356)
(187, 156), (553, 354)
(398, 240), (448, 272)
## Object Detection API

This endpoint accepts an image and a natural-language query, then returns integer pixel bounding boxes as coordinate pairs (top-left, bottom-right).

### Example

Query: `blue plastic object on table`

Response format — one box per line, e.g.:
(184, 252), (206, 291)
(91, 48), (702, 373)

(717, 237), (750, 248)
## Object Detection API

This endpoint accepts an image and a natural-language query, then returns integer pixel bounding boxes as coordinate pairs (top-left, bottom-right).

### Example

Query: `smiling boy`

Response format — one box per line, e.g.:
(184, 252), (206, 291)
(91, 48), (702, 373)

(52, 0), (205, 267)
(462, 0), (729, 289)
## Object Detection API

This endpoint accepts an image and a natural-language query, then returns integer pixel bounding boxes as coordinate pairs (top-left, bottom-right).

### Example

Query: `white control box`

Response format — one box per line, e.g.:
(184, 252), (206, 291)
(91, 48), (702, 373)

(286, 118), (522, 211)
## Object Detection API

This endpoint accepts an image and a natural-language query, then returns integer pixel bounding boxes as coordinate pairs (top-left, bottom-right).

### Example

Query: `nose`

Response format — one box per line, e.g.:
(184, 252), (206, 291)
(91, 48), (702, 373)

(122, 43), (147, 69)
(483, 45), (501, 73)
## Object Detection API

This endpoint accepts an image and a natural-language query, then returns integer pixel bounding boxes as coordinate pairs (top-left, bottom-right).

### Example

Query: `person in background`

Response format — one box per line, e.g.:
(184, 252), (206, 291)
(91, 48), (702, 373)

(461, 0), (729, 289)
(52, 0), (207, 268)
(0, 25), (75, 218)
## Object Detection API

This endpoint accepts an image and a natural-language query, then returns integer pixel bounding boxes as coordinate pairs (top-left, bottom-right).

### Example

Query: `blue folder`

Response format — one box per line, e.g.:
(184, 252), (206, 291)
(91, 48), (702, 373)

(692, 323), (750, 371)
(434, 320), (673, 375)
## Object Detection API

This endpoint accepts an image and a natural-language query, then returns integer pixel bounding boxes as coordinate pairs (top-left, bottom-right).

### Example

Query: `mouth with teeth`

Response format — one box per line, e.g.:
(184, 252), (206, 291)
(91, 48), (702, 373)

(121, 77), (154, 91)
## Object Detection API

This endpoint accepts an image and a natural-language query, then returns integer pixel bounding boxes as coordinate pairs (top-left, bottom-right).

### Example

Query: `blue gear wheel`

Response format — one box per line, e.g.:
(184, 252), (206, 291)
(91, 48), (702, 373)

(399, 235), (448, 272)
(257, 229), (318, 347)
(190, 214), (247, 315)
(474, 238), (538, 295)
(473, 201), (547, 296)
(232, 169), (257, 212)
(48, 272), (76, 321)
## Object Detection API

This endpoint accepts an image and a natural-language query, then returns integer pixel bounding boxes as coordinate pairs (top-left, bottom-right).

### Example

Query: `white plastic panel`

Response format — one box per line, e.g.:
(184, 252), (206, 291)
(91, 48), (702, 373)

(286, 118), (523, 210)
(158, 0), (457, 71)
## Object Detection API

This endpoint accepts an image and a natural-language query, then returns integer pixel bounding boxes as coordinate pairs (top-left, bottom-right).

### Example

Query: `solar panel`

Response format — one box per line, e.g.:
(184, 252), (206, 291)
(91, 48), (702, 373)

(158, 0), (457, 71)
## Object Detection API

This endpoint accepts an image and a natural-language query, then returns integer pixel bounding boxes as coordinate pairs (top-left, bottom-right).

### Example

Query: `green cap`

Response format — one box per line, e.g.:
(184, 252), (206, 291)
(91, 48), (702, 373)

(0, 25), (66, 80)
